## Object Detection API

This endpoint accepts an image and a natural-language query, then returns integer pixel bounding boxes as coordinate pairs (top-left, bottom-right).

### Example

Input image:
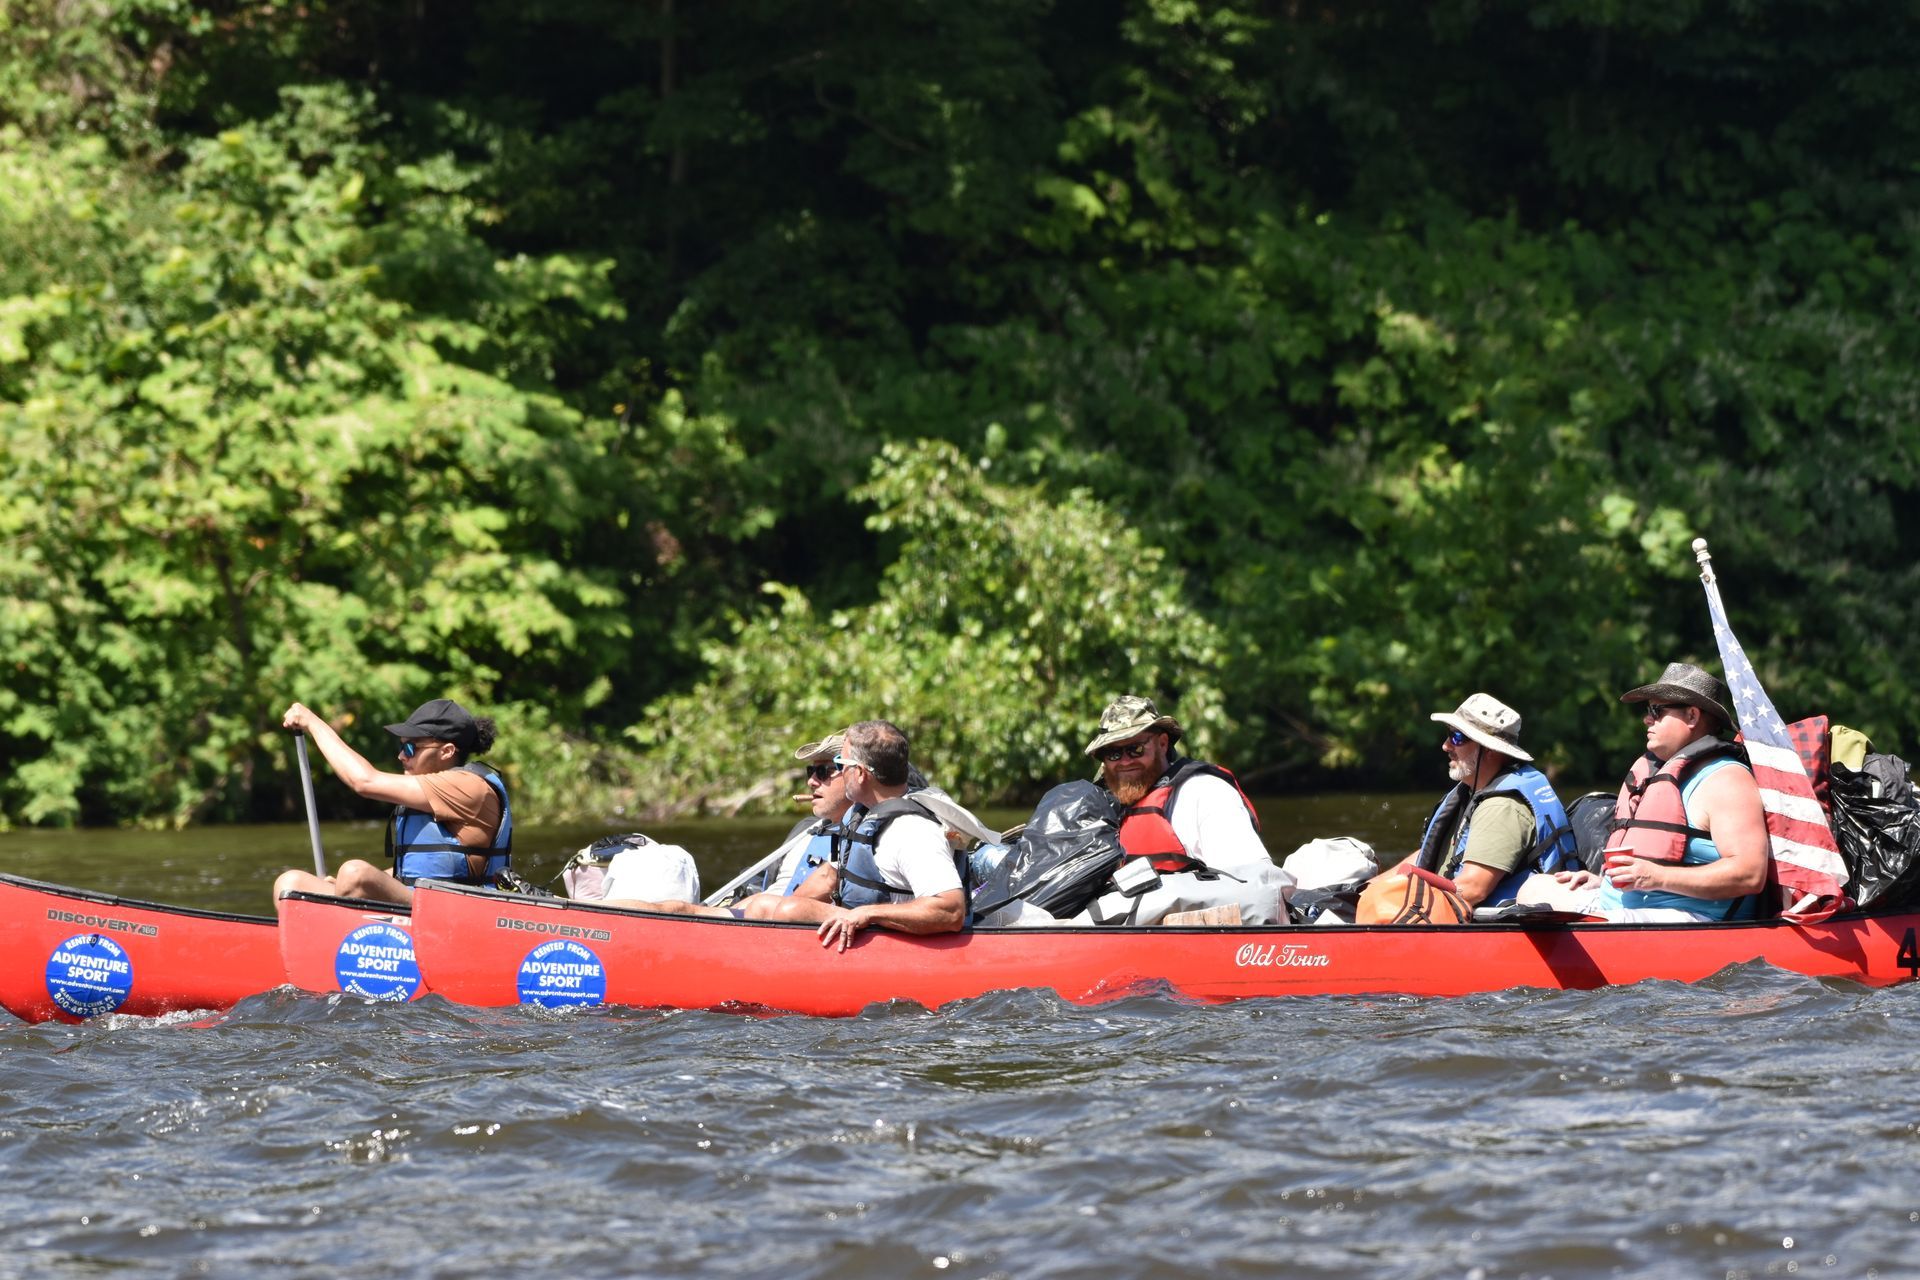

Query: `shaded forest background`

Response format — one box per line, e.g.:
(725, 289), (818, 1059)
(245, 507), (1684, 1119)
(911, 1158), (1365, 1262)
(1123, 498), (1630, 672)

(4, 0), (1918, 828)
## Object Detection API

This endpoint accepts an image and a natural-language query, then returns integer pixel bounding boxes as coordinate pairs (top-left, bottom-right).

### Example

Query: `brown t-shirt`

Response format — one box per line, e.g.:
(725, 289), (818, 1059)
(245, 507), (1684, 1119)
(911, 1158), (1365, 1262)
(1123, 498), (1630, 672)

(416, 769), (504, 848)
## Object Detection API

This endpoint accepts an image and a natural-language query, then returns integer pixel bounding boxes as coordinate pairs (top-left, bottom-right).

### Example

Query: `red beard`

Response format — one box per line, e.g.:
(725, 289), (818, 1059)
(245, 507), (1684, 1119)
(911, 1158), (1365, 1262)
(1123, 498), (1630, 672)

(1107, 773), (1153, 807)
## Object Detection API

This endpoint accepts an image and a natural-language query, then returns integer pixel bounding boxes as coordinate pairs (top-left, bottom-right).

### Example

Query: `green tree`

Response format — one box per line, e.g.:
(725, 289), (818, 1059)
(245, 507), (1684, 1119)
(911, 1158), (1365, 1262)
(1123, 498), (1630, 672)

(0, 86), (637, 825)
(629, 439), (1232, 814)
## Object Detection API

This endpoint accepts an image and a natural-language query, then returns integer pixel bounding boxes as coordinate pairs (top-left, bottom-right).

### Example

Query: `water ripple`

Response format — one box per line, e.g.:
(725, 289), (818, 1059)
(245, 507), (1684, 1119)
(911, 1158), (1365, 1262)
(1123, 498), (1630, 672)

(5, 966), (1920, 1278)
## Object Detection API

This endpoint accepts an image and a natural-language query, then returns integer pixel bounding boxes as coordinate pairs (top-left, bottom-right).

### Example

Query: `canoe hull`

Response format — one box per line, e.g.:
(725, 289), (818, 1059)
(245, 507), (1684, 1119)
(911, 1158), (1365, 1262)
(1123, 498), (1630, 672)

(277, 891), (425, 1002)
(10, 870), (1913, 1022)
(409, 881), (1920, 1015)
(0, 874), (282, 1024)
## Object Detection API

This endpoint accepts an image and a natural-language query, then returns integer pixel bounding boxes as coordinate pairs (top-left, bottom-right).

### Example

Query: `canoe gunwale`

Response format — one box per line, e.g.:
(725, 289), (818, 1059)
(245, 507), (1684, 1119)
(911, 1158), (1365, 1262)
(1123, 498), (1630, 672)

(279, 889), (413, 917)
(0, 871), (276, 927)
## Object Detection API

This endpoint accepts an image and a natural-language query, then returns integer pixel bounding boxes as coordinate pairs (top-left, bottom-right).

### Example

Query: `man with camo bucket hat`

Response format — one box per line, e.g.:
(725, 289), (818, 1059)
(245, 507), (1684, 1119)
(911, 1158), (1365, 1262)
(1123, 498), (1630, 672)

(1074, 695), (1281, 925)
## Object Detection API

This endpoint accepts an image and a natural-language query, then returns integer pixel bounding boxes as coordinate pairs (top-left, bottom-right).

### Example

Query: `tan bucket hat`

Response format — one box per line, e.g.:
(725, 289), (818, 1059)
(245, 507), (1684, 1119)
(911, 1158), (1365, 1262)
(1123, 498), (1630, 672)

(1084, 695), (1184, 757)
(1619, 662), (1734, 727)
(791, 730), (847, 763)
(1430, 692), (1532, 761)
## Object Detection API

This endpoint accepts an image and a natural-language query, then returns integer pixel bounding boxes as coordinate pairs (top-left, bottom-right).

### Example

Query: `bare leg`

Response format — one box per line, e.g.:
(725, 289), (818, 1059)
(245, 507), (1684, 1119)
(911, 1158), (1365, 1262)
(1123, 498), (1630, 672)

(273, 867), (334, 902)
(273, 860), (412, 907)
(333, 860), (414, 905)
(596, 897), (735, 917)
(750, 895), (838, 923)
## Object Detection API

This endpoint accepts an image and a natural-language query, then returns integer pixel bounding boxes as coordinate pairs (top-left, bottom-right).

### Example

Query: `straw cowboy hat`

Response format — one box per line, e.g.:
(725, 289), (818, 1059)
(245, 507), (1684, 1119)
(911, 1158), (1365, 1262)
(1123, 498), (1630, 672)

(1429, 692), (1532, 762)
(1084, 695), (1184, 757)
(1618, 661), (1735, 727)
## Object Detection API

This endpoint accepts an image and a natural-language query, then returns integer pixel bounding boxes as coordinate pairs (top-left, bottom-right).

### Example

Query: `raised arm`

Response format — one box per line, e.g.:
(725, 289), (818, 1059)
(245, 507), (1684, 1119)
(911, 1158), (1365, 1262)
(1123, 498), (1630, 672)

(282, 703), (433, 810)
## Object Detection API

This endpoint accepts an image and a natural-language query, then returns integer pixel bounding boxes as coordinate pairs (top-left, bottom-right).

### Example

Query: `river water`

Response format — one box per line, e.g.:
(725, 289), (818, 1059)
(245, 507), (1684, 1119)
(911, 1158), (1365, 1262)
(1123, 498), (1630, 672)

(3, 797), (1915, 1278)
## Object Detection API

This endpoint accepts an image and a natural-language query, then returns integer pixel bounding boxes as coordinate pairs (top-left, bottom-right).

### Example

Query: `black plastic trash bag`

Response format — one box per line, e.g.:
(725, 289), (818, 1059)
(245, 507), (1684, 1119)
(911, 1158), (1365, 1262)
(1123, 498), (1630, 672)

(966, 840), (1016, 914)
(976, 781), (1123, 920)
(1829, 756), (1920, 911)
(1289, 877), (1368, 925)
(1564, 791), (1617, 874)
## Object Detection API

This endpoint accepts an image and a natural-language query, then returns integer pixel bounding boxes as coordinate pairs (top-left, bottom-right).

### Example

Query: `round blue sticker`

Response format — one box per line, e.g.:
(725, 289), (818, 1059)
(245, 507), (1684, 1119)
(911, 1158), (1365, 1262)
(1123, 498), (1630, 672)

(334, 922), (422, 1002)
(46, 933), (134, 1018)
(516, 939), (607, 1007)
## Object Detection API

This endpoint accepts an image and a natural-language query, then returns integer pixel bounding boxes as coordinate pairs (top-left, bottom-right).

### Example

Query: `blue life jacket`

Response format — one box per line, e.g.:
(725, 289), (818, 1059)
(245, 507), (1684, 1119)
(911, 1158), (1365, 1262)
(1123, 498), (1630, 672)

(781, 825), (840, 894)
(1415, 764), (1579, 905)
(832, 798), (973, 924)
(385, 762), (512, 887)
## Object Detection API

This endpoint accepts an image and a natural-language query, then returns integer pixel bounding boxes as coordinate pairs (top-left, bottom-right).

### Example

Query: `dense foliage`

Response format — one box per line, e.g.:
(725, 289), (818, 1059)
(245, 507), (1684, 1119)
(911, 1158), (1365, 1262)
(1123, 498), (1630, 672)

(4, 0), (1920, 826)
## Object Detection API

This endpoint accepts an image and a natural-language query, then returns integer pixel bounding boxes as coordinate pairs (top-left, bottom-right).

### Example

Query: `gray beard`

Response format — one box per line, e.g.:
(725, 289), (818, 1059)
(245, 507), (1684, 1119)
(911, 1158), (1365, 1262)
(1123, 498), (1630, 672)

(1447, 746), (1482, 785)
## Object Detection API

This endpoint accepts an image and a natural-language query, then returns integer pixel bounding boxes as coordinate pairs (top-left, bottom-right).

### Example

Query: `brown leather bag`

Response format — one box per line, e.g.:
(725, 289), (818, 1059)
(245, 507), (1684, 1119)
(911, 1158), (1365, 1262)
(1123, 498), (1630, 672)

(1355, 866), (1471, 925)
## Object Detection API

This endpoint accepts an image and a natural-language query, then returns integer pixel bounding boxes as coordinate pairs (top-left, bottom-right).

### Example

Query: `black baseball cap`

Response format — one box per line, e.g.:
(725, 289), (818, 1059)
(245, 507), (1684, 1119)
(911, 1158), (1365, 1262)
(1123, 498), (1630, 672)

(384, 698), (479, 751)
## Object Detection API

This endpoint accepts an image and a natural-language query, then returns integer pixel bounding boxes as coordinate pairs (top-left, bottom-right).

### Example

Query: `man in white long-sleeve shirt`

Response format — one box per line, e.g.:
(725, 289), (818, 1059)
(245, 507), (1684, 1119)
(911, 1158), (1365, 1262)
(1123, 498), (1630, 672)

(1075, 695), (1278, 924)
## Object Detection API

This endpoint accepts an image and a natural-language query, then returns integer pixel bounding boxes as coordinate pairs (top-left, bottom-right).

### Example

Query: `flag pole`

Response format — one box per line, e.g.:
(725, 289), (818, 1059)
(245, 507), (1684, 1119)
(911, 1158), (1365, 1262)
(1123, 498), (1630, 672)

(1691, 536), (1716, 587)
(1690, 534), (1847, 919)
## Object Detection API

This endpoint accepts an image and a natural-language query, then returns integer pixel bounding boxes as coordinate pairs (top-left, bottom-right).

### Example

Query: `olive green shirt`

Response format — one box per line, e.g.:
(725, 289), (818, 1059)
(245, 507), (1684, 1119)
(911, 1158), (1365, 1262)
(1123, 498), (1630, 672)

(1440, 793), (1535, 878)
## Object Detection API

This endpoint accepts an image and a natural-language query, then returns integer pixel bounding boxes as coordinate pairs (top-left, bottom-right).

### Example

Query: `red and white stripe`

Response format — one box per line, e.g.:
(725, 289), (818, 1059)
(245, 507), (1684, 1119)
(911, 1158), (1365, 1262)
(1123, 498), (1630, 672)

(1744, 739), (1848, 918)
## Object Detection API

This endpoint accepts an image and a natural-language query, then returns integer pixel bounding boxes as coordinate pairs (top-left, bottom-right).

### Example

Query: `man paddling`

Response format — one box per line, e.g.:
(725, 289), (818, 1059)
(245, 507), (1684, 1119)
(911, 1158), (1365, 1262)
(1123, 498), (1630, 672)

(272, 698), (512, 906)
(1395, 692), (1579, 908)
(1521, 662), (1769, 921)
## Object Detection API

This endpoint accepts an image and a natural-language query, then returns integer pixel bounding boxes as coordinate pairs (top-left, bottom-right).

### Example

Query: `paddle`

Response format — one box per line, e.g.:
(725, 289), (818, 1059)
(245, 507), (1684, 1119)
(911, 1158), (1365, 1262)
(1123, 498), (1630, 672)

(701, 841), (799, 906)
(292, 730), (327, 878)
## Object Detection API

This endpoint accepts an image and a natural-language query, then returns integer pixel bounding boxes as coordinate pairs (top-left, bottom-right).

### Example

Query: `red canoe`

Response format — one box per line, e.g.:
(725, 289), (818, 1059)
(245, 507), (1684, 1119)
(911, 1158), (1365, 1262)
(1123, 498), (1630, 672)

(408, 880), (1920, 1015)
(277, 891), (426, 1002)
(0, 873), (283, 1023)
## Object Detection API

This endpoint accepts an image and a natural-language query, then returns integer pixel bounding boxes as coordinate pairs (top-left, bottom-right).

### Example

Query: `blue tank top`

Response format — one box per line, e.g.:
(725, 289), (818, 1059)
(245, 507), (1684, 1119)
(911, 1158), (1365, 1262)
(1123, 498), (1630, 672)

(1591, 757), (1755, 920)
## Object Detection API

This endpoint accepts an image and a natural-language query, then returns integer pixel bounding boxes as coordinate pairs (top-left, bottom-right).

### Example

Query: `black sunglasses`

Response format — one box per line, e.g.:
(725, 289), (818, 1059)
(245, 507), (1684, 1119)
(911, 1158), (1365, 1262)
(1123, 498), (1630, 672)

(806, 762), (845, 784)
(1096, 740), (1154, 764)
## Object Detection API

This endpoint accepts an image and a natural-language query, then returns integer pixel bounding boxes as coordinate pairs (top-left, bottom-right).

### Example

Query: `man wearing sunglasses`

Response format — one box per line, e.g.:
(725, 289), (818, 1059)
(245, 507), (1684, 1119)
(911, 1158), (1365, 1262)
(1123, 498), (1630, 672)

(1403, 693), (1578, 909)
(810, 720), (968, 949)
(595, 731), (856, 917)
(604, 724), (975, 944)
(272, 697), (511, 906)
(748, 732), (858, 901)
(1077, 695), (1275, 923)
(1522, 662), (1768, 922)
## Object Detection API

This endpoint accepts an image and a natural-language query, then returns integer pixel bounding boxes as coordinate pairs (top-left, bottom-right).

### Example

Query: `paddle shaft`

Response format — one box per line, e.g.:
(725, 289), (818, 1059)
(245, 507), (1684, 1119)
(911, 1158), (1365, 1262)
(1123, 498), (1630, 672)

(293, 731), (327, 878)
(702, 846), (789, 906)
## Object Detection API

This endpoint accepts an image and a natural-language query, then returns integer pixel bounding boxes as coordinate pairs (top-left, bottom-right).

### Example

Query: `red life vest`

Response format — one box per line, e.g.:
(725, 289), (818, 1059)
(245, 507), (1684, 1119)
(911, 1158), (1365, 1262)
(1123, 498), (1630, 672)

(1117, 759), (1261, 873)
(1604, 738), (1746, 864)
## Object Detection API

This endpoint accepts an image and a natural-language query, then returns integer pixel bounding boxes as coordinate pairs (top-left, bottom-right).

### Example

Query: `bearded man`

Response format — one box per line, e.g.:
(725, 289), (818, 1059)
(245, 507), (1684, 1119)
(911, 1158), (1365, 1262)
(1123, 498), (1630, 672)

(1084, 696), (1274, 914)
(1403, 693), (1580, 908)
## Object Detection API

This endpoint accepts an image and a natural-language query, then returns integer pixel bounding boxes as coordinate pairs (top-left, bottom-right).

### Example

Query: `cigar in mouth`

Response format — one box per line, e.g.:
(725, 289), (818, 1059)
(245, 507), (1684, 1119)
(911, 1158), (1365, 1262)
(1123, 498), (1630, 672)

(791, 793), (812, 803)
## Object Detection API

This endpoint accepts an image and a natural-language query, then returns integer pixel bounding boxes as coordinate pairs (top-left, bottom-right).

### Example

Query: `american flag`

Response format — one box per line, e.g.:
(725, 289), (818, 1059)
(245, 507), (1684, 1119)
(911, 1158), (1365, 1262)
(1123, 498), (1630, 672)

(1698, 543), (1850, 921)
